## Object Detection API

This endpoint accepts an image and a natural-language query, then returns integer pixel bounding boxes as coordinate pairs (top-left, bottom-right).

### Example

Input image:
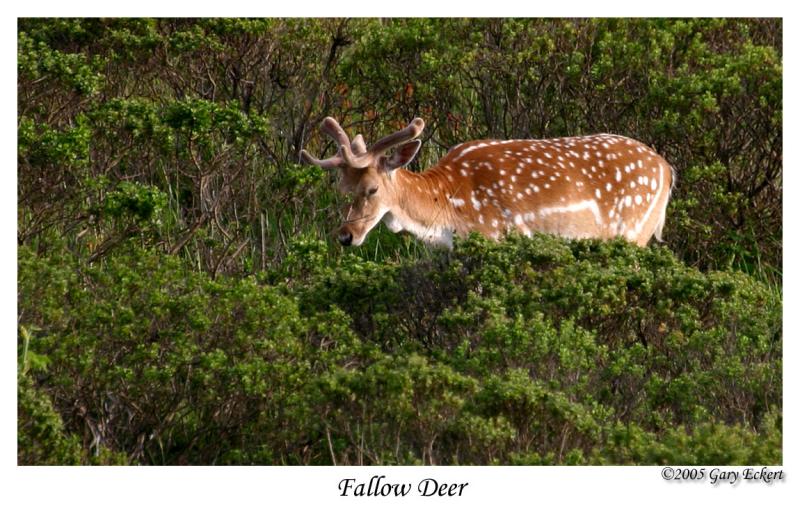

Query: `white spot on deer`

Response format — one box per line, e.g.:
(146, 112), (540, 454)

(651, 178), (658, 190)
(625, 195), (632, 207)
(606, 183), (612, 191)
(595, 188), (602, 199)
(451, 197), (465, 208)
(455, 142), (489, 159)
(539, 199), (603, 226)
(471, 195), (481, 210)
(635, 194), (642, 205)
(514, 214), (523, 225)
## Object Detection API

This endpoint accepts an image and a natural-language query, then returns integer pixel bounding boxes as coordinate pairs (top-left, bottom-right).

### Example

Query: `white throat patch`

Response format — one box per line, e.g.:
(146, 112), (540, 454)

(382, 210), (453, 248)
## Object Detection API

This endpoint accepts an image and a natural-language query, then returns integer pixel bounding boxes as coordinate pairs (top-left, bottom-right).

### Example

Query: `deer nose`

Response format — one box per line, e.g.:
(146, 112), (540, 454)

(338, 231), (353, 246)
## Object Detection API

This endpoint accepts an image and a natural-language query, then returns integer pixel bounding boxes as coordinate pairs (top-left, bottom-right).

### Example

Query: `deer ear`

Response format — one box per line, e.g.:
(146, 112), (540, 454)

(382, 140), (422, 171)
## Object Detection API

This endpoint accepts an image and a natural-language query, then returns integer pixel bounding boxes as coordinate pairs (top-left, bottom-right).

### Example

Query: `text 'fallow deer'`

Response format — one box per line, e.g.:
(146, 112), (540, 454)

(301, 117), (673, 248)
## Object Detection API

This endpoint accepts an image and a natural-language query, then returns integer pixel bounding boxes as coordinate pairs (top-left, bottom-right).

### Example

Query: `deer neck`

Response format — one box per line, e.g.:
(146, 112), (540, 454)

(381, 166), (458, 247)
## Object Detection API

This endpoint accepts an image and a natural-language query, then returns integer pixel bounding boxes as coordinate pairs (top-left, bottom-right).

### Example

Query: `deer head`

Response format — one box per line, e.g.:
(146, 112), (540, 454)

(301, 117), (425, 246)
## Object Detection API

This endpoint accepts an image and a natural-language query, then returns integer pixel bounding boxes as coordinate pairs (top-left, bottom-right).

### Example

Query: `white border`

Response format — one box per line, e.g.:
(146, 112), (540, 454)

(4, 2), (796, 516)
(7, 0), (791, 17)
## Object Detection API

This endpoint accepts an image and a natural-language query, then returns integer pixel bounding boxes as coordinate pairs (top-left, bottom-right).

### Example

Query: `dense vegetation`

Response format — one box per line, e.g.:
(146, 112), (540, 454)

(18, 18), (782, 465)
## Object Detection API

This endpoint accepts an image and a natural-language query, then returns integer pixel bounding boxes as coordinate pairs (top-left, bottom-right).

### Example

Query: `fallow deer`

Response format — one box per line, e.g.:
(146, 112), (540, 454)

(301, 117), (673, 248)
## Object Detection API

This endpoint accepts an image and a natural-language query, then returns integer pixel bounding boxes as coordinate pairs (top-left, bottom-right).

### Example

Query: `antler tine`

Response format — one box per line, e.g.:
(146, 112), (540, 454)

(368, 118), (425, 157)
(299, 149), (344, 169)
(321, 117), (372, 169)
(351, 134), (367, 154)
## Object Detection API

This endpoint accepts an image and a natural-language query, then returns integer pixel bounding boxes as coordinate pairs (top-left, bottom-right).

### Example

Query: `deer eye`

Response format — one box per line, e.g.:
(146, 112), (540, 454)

(366, 186), (379, 196)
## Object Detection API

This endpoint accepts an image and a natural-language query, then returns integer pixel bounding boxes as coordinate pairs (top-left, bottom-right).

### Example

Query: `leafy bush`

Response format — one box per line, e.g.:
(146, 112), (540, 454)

(18, 373), (83, 465)
(18, 235), (781, 465)
(17, 18), (782, 277)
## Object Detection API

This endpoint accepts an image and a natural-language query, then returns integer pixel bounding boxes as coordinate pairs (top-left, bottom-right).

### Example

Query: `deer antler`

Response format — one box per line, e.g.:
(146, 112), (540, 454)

(368, 118), (425, 156)
(301, 117), (426, 170)
(351, 134), (367, 154)
(299, 149), (345, 169)
(301, 117), (366, 169)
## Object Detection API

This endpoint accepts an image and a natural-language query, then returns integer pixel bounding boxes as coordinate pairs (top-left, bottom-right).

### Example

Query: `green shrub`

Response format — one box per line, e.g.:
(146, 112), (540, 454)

(18, 234), (781, 465)
(18, 373), (83, 465)
(17, 18), (782, 278)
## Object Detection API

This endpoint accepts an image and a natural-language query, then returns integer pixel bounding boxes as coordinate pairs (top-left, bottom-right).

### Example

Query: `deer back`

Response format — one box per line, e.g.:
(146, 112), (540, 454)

(430, 134), (673, 246)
